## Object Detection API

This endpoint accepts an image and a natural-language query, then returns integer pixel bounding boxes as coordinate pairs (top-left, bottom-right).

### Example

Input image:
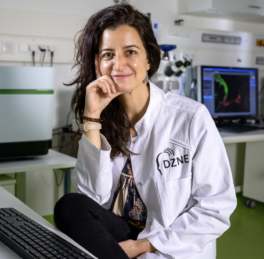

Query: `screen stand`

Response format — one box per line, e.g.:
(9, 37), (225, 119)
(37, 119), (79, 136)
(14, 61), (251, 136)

(214, 118), (231, 127)
(238, 118), (247, 125)
(214, 118), (260, 133)
(214, 118), (247, 127)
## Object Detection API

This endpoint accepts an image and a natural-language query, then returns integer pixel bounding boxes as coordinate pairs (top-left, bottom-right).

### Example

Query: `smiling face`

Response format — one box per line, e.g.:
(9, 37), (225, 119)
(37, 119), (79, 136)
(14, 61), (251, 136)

(98, 25), (150, 93)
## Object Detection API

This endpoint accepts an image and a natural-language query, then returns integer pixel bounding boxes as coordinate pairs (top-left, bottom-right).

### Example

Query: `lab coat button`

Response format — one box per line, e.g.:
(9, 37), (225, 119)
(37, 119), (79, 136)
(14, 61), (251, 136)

(150, 221), (152, 225)
(133, 140), (136, 144)
(139, 182), (143, 186)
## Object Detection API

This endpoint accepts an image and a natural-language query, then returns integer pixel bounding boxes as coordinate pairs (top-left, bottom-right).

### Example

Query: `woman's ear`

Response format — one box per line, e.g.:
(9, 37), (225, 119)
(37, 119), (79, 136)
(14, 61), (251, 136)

(146, 60), (151, 71)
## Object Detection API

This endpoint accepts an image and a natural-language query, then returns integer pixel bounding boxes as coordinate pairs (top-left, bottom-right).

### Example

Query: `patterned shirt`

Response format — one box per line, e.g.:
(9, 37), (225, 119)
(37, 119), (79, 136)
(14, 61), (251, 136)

(110, 157), (147, 230)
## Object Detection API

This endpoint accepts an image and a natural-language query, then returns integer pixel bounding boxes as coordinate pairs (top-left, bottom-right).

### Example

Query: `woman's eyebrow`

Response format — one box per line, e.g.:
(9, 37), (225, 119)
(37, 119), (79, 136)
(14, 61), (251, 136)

(99, 45), (140, 53)
(99, 48), (111, 53)
(123, 45), (140, 50)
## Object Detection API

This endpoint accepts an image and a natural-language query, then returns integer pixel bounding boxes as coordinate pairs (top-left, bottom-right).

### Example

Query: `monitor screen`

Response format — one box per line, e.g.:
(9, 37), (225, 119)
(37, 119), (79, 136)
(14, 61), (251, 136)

(201, 66), (258, 118)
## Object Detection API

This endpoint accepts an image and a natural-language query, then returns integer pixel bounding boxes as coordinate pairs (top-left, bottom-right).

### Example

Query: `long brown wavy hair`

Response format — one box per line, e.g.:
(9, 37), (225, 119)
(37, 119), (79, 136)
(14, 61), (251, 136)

(67, 4), (161, 160)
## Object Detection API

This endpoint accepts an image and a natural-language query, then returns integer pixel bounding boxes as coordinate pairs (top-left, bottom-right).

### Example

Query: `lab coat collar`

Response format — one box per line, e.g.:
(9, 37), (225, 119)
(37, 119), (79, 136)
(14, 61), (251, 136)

(134, 81), (163, 135)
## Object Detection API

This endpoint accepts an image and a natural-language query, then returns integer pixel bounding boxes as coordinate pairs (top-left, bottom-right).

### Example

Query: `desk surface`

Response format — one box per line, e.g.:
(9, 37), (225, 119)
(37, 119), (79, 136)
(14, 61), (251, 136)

(1, 133), (264, 172)
(0, 186), (96, 259)
(0, 149), (77, 174)
(220, 129), (264, 144)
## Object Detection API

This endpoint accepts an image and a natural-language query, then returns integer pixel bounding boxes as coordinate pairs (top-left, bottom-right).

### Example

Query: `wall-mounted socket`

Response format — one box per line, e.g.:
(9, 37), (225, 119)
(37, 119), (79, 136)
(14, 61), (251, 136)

(38, 45), (49, 51)
(48, 45), (56, 52)
(29, 44), (39, 52)
(19, 44), (28, 53)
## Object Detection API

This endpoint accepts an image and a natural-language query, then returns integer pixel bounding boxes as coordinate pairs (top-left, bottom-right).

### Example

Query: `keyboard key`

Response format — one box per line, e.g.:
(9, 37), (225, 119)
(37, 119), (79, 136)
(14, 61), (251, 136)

(0, 208), (96, 259)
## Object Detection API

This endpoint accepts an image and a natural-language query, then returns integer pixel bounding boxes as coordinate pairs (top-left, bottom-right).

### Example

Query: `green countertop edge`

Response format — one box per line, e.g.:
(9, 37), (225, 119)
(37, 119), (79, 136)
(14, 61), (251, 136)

(0, 90), (54, 94)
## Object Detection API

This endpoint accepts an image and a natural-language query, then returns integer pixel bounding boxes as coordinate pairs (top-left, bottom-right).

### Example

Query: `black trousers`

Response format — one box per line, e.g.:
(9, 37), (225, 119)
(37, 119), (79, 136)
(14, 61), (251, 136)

(54, 193), (142, 259)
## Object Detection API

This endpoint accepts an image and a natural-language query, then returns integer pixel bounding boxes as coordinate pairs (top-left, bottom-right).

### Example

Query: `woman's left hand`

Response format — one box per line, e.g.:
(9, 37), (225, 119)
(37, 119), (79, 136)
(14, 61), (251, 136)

(118, 238), (157, 258)
(119, 239), (138, 258)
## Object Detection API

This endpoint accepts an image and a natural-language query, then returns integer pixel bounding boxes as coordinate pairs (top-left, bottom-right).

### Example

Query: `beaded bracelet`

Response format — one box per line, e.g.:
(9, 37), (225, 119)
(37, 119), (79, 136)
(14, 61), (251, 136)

(80, 115), (103, 123)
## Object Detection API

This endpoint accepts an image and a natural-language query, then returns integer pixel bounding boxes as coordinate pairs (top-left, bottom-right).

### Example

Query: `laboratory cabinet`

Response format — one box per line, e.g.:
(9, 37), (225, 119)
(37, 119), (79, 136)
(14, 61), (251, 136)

(0, 174), (16, 195)
(178, 0), (264, 19)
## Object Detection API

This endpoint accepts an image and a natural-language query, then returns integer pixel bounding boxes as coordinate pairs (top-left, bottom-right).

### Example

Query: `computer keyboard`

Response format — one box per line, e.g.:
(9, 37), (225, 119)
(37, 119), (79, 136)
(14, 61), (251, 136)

(0, 208), (96, 259)
(217, 123), (262, 133)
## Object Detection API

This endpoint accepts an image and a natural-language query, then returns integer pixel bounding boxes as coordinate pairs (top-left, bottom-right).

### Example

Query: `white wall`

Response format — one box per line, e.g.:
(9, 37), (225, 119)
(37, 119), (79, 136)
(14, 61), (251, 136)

(1, 0), (264, 215)
(0, 0), (116, 216)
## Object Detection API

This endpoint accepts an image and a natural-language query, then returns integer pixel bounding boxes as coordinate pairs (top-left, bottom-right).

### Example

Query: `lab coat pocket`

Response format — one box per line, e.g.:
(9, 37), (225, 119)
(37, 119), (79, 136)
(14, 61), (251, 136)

(157, 174), (192, 228)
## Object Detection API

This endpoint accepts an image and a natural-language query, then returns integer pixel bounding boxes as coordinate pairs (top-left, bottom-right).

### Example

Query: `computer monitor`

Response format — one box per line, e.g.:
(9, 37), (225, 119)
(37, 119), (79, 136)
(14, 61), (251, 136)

(201, 66), (258, 119)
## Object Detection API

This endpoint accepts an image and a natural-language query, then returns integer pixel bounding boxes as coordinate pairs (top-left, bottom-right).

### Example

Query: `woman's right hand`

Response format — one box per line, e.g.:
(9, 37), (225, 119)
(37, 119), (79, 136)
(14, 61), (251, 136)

(83, 54), (123, 118)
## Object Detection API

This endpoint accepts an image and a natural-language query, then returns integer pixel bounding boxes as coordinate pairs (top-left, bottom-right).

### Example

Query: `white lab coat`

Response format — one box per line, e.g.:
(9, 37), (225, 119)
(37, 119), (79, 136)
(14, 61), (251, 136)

(72, 81), (237, 259)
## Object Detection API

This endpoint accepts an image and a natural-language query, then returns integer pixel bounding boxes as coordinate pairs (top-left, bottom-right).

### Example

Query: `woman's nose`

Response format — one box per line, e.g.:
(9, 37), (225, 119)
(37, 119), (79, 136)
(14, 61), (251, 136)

(113, 54), (126, 71)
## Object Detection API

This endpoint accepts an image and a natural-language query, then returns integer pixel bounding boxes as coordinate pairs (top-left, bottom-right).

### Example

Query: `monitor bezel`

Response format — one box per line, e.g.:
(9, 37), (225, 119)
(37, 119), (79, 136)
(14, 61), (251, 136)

(201, 65), (259, 119)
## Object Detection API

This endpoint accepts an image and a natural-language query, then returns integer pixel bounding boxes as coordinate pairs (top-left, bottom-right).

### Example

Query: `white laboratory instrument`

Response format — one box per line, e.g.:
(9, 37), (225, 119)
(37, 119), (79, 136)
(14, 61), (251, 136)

(0, 66), (56, 160)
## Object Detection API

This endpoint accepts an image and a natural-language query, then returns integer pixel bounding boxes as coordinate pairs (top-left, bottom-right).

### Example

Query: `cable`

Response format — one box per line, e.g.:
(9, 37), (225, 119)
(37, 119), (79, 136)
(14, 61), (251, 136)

(40, 51), (43, 65)
(50, 51), (54, 67)
(52, 110), (73, 151)
(189, 63), (197, 100)
(54, 170), (64, 186)
(259, 83), (264, 96)
(52, 133), (61, 138)
(41, 50), (46, 66)
(189, 79), (197, 100)
(182, 59), (196, 99)
(52, 126), (64, 132)
(52, 139), (72, 150)
(32, 51), (35, 67)
(59, 134), (66, 152)
(258, 83), (264, 122)
(66, 109), (72, 126)
(182, 73), (188, 97)
(52, 130), (81, 150)
(52, 108), (78, 151)
(39, 46), (47, 67)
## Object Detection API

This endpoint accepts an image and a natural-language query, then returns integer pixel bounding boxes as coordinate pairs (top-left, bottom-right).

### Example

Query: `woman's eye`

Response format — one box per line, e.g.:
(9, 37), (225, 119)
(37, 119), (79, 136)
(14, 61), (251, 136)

(102, 53), (113, 58)
(126, 50), (136, 55)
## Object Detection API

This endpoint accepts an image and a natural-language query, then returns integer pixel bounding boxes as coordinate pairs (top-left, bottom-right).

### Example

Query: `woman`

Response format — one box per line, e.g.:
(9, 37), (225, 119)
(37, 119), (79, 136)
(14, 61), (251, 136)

(54, 4), (237, 259)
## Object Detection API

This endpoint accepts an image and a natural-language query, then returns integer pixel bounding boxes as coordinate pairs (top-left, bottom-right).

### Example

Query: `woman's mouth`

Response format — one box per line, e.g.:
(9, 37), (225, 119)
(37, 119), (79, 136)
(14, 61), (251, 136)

(112, 73), (133, 80)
